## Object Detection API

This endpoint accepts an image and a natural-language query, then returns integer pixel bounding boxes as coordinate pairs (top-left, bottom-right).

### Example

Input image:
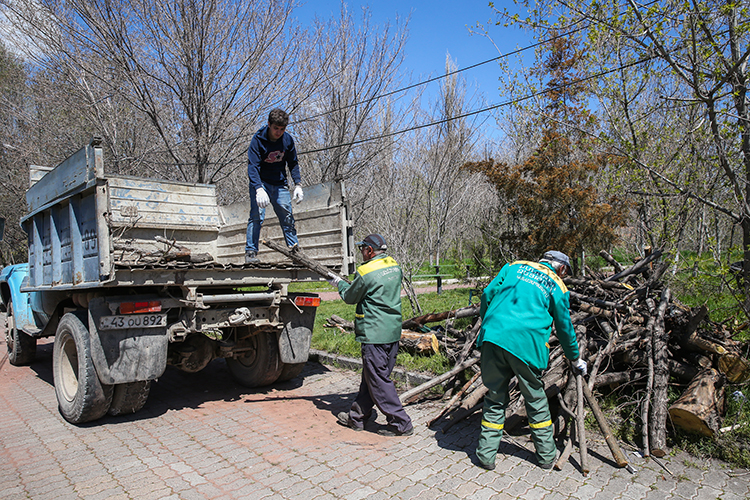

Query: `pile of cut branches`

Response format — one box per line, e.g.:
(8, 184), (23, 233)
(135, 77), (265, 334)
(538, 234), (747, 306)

(332, 249), (750, 472)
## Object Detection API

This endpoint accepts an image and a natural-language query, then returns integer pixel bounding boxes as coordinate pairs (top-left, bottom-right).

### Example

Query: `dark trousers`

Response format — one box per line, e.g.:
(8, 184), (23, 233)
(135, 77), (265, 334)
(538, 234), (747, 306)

(349, 342), (412, 433)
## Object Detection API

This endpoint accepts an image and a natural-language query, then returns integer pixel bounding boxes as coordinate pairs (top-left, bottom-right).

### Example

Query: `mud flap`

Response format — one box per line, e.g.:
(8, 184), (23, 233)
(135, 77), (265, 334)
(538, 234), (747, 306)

(278, 324), (312, 364)
(87, 297), (168, 385)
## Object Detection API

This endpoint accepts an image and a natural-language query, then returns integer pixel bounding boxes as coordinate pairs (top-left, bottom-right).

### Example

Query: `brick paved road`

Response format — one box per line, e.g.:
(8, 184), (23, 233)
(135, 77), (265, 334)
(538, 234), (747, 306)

(2, 332), (749, 499)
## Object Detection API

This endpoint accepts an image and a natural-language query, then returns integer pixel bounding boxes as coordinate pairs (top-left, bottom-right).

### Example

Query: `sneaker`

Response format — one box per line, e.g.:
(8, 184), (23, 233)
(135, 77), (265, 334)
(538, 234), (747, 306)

(377, 425), (414, 437)
(245, 251), (259, 264)
(477, 460), (496, 471)
(336, 412), (362, 431)
(289, 243), (300, 253)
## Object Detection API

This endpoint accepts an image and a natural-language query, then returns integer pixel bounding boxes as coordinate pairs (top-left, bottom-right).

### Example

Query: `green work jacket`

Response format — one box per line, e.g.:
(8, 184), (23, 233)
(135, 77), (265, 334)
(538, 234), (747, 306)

(336, 253), (403, 344)
(477, 261), (580, 370)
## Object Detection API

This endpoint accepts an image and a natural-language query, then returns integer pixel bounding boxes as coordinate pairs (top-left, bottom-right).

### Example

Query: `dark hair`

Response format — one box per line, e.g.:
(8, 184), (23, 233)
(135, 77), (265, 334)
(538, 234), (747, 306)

(268, 108), (289, 127)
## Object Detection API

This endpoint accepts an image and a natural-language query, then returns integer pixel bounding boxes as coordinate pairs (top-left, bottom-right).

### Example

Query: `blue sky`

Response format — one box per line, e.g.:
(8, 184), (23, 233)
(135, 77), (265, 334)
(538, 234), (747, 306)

(294, 0), (530, 106)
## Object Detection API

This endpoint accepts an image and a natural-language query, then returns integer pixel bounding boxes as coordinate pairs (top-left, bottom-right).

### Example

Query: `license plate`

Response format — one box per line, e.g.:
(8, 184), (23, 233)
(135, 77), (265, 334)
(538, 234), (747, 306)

(99, 313), (167, 330)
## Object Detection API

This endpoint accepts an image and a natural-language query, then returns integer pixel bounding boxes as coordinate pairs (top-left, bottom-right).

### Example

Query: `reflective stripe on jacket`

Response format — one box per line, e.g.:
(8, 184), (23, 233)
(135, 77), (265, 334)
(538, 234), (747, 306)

(337, 254), (402, 344)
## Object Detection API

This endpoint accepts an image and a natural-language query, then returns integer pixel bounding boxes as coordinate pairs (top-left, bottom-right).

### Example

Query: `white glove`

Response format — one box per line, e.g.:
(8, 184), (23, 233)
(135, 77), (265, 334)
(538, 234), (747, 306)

(293, 185), (304, 204)
(573, 358), (587, 376)
(256, 188), (270, 208)
(327, 272), (342, 287)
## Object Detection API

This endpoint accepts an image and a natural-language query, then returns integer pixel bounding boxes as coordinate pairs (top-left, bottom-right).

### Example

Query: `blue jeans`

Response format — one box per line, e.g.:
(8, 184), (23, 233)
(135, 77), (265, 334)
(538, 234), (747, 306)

(245, 182), (298, 253)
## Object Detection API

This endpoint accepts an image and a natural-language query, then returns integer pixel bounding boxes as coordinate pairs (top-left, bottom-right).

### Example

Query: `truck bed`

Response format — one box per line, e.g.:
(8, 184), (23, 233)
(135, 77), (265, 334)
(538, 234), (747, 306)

(22, 139), (354, 291)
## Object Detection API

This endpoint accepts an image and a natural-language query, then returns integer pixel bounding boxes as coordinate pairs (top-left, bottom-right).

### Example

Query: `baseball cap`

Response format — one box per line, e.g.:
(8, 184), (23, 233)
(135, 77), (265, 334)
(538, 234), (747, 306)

(542, 250), (572, 273)
(356, 234), (387, 251)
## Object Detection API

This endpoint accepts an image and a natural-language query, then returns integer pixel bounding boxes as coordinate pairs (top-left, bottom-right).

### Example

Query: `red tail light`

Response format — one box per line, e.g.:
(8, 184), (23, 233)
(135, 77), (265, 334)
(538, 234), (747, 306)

(294, 296), (321, 307)
(120, 300), (162, 314)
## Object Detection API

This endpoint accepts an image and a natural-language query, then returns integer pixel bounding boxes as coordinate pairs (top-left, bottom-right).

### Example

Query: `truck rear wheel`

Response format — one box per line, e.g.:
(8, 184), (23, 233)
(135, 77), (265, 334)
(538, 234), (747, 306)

(108, 381), (151, 416)
(277, 362), (306, 382)
(5, 300), (36, 366)
(227, 331), (282, 387)
(53, 311), (113, 424)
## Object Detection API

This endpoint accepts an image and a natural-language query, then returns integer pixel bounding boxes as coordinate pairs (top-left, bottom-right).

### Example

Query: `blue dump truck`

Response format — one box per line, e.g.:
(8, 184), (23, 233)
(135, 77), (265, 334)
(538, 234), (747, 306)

(1, 138), (354, 424)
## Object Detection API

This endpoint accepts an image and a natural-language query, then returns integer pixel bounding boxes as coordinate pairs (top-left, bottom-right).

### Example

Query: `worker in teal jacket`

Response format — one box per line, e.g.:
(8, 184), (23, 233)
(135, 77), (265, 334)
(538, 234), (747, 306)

(328, 234), (413, 436)
(475, 250), (587, 470)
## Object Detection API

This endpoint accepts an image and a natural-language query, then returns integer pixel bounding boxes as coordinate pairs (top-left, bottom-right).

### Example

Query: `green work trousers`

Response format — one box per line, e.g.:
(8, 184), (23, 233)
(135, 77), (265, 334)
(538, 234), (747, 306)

(476, 342), (556, 466)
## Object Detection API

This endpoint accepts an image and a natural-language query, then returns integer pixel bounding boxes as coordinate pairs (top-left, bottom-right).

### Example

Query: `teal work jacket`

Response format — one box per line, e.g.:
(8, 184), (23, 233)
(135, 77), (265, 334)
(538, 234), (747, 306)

(477, 261), (580, 370)
(337, 253), (403, 344)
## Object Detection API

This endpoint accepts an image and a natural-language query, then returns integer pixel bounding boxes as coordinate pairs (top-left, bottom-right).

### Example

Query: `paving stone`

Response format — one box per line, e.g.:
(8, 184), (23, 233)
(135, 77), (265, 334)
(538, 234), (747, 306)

(1, 348), (748, 500)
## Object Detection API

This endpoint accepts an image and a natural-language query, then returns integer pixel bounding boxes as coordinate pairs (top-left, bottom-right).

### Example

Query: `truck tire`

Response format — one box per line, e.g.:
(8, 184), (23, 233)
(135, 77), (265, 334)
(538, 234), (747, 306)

(5, 300), (37, 366)
(277, 362), (305, 382)
(227, 331), (283, 387)
(53, 311), (113, 424)
(108, 381), (151, 416)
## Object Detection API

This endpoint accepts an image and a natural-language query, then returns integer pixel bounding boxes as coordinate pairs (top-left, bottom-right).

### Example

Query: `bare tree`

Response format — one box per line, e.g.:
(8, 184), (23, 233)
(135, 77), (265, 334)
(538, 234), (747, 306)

(294, 4), (408, 184)
(1, 0), (326, 187)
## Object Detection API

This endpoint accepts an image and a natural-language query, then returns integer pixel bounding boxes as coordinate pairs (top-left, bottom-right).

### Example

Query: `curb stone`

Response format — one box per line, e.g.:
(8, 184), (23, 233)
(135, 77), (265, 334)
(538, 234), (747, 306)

(309, 349), (439, 388)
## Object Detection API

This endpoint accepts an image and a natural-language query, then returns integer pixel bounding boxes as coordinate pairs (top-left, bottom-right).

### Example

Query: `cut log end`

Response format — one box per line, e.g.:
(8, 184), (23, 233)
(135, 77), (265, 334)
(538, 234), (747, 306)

(667, 408), (716, 438)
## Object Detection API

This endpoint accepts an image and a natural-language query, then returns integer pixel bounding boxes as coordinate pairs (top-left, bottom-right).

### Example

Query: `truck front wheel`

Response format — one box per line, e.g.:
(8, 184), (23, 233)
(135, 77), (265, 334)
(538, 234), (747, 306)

(226, 330), (282, 387)
(6, 300), (36, 365)
(53, 311), (113, 424)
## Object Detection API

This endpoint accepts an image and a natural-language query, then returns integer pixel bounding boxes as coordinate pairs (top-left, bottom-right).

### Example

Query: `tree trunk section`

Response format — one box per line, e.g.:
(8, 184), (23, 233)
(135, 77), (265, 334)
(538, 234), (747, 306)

(668, 368), (726, 438)
(649, 288), (671, 457)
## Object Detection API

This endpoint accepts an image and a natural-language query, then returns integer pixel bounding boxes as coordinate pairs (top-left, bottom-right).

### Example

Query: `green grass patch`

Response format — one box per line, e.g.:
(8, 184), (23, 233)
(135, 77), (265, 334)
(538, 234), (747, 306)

(312, 287), (476, 375)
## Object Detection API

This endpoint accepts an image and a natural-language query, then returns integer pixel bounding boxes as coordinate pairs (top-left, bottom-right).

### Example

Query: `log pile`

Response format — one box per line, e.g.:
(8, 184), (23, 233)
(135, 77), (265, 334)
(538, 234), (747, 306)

(322, 248), (750, 471)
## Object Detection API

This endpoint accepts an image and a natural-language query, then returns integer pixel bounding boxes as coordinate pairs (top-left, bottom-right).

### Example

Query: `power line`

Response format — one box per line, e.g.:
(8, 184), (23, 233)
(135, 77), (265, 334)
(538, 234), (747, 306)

(298, 56), (654, 155)
(291, 0), (661, 126)
(291, 21), (591, 126)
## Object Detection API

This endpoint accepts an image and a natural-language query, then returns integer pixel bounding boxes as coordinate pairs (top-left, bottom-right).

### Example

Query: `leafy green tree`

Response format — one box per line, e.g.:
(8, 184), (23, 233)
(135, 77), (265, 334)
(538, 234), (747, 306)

(463, 33), (628, 271)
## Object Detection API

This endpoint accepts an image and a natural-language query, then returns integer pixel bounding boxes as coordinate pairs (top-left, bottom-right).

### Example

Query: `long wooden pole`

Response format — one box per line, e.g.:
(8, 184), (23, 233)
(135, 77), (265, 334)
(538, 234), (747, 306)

(261, 238), (351, 284)
(581, 381), (630, 468)
(576, 373), (589, 475)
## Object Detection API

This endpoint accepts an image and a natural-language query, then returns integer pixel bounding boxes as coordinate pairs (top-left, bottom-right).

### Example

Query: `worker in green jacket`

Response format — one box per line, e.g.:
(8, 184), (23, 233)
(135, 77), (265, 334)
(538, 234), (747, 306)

(475, 250), (587, 470)
(327, 234), (413, 436)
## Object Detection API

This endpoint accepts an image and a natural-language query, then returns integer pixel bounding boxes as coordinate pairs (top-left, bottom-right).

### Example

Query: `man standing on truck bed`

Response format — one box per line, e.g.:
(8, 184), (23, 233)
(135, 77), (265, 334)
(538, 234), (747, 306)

(328, 234), (414, 436)
(246, 108), (304, 264)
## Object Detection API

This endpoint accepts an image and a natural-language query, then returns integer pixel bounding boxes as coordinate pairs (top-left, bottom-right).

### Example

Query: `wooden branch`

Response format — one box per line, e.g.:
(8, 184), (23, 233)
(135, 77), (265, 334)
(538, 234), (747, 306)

(605, 248), (663, 282)
(570, 291), (630, 312)
(599, 250), (624, 273)
(649, 288), (671, 458)
(428, 372), (481, 427)
(262, 238), (350, 283)
(399, 356), (479, 404)
(643, 336), (653, 458)
(440, 387), (487, 433)
(456, 317), (481, 366)
(402, 305), (479, 330)
(325, 315), (353, 330)
(576, 373), (589, 475)
(576, 302), (645, 324)
(581, 382), (629, 468)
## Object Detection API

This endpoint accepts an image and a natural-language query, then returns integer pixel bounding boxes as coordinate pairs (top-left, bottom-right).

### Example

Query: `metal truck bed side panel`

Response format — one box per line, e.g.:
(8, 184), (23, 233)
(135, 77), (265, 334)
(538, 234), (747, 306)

(218, 181), (355, 271)
(20, 141), (354, 292)
(26, 187), (105, 288)
(25, 141), (102, 214)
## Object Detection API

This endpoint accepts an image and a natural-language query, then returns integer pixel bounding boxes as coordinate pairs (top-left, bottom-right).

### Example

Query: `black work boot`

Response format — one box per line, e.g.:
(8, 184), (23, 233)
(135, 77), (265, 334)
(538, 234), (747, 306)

(336, 412), (363, 431)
